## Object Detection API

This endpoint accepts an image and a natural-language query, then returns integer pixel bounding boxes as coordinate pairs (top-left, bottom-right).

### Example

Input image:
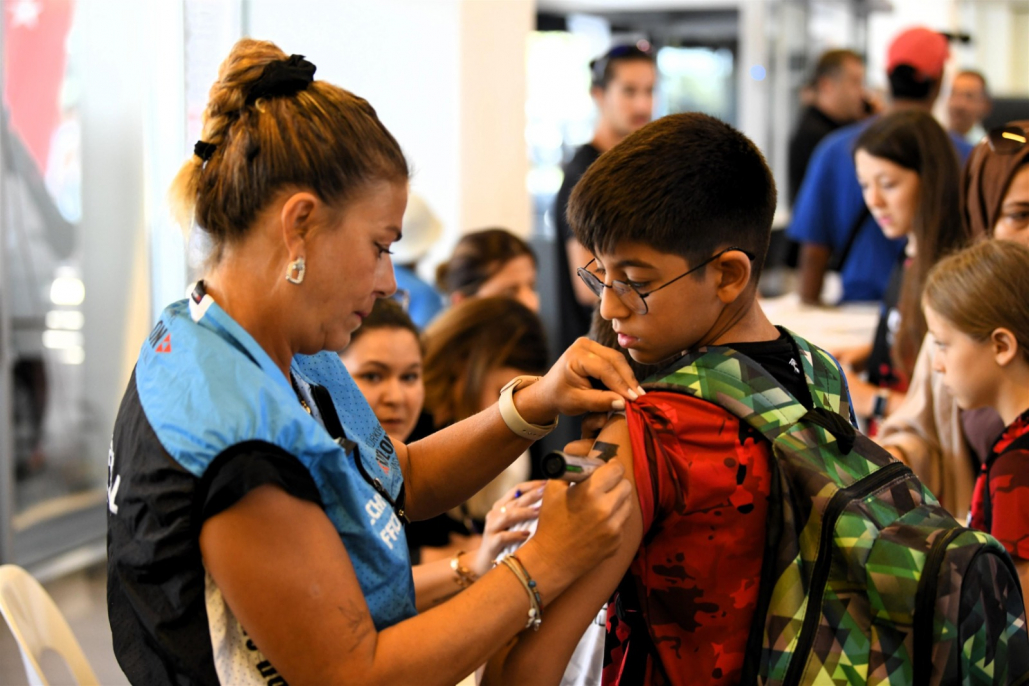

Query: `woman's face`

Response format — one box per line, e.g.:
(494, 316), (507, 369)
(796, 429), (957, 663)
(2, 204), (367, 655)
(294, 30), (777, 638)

(473, 255), (540, 313)
(855, 150), (921, 241)
(299, 182), (407, 353)
(341, 327), (424, 442)
(994, 165), (1029, 246)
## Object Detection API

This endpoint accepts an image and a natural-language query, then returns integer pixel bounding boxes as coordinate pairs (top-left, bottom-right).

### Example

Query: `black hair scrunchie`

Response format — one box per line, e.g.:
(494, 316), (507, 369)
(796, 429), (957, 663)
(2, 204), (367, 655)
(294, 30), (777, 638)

(194, 140), (217, 162)
(246, 54), (317, 104)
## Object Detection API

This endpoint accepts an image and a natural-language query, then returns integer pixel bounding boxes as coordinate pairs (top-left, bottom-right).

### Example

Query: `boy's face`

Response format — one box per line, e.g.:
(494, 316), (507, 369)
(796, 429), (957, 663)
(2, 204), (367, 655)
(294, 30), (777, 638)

(591, 242), (730, 365)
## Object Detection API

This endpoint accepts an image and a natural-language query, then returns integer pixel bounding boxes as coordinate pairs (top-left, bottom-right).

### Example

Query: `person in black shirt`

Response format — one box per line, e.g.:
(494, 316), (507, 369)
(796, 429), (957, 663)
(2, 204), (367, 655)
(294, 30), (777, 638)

(788, 49), (868, 204)
(553, 45), (656, 354)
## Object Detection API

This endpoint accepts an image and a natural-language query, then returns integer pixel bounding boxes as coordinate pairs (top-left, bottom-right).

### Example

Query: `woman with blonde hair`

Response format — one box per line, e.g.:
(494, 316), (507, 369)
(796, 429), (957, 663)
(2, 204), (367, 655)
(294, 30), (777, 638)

(106, 39), (640, 685)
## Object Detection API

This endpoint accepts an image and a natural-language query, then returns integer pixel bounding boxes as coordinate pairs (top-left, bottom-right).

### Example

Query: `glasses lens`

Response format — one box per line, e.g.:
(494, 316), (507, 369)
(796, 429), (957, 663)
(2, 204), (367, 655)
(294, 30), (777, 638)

(577, 268), (604, 297)
(613, 282), (648, 315)
(988, 126), (1028, 154)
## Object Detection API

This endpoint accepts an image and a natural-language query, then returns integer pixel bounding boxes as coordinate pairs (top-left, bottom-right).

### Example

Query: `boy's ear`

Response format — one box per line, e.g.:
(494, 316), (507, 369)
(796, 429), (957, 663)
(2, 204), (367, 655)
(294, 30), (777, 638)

(991, 327), (1020, 367)
(713, 251), (754, 305)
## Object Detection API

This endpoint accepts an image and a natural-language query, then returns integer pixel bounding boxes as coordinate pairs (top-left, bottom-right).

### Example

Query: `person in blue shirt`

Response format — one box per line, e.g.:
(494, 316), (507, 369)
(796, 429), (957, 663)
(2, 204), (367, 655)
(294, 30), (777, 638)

(789, 26), (973, 305)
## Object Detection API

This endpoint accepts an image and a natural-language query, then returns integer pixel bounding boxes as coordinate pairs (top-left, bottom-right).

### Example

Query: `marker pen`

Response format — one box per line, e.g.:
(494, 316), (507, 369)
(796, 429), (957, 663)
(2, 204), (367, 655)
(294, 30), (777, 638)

(541, 451), (607, 483)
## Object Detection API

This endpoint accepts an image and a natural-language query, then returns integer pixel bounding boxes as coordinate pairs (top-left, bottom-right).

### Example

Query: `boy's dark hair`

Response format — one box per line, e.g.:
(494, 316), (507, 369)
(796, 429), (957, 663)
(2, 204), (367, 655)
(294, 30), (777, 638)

(590, 44), (655, 90)
(349, 297), (421, 350)
(568, 112), (776, 281)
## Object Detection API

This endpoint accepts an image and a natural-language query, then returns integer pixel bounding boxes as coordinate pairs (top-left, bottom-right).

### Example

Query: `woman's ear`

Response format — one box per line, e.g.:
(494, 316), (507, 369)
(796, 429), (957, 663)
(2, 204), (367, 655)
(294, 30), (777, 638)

(279, 191), (320, 259)
(992, 327), (1021, 367)
(714, 251), (754, 304)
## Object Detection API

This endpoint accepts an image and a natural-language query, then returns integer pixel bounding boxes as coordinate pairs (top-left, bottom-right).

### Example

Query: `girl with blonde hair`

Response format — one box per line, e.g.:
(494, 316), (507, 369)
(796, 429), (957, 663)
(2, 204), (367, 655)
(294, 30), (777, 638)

(922, 240), (1029, 588)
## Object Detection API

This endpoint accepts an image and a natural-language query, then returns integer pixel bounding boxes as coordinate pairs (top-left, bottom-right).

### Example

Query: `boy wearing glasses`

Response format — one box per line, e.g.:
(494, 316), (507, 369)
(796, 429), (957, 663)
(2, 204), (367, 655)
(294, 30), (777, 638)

(488, 113), (840, 686)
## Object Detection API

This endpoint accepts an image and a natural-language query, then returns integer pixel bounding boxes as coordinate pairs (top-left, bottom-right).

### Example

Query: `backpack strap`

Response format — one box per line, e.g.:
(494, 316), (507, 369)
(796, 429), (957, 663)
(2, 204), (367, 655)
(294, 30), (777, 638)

(645, 330), (851, 448)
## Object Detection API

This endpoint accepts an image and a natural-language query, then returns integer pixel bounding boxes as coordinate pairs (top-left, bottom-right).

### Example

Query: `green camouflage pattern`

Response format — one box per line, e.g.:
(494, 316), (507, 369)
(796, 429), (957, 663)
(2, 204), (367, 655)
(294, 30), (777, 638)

(648, 331), (1029, 686)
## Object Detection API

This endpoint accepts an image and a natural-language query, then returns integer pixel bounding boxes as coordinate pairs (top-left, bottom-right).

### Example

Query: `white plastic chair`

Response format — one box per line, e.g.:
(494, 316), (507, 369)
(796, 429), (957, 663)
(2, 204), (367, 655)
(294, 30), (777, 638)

(0, 565), (100, 685)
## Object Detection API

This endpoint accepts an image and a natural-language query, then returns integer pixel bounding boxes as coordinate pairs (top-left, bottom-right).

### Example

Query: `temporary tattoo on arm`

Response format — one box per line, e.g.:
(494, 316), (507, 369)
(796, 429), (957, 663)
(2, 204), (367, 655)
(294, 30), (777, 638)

(590, 441), (620, 463)
(338, 598), (374, 653)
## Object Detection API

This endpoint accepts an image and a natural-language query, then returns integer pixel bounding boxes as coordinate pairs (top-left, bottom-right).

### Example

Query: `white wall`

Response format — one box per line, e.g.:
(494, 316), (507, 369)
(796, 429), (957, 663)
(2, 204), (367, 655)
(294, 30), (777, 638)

(246, 0), (533, 265)
(867, 0), (1029, 98)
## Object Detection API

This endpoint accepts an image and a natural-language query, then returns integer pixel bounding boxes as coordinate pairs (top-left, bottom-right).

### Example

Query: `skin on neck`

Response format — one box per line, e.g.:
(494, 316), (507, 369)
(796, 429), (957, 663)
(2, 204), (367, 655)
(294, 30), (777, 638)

(204, 211), (298, 379)
(994, 358), (1029, 426)
(709, 292), (781, 348)
(592, 118), (625, 154)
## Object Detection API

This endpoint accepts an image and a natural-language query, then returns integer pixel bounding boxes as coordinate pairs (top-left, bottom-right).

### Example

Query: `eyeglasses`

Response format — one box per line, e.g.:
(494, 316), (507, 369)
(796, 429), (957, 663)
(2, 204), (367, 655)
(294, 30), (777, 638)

(577, 247), (756, 315)
(987, 125), (1028, 154)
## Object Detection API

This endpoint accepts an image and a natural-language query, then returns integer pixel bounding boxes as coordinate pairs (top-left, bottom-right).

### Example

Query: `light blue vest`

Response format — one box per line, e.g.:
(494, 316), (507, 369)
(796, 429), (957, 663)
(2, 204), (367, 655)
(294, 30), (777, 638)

(135, 294), (416, 629)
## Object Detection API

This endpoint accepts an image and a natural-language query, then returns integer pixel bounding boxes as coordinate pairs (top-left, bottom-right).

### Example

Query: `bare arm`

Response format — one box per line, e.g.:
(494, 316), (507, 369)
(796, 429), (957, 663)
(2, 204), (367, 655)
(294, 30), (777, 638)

(397, 338), (641, 521)
(1016, 559), (1029, 597)
(566, 239), (600, 308)
(797, 243), (831, 305)
(201, 464), (631, 686)
(412, 483), (543, 612)
(484, 417), (643, 686)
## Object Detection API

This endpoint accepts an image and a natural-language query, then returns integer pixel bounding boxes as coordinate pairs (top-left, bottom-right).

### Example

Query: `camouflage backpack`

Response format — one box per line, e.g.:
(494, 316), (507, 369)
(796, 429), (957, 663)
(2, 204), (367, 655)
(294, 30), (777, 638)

(645, 331), (1029, 686)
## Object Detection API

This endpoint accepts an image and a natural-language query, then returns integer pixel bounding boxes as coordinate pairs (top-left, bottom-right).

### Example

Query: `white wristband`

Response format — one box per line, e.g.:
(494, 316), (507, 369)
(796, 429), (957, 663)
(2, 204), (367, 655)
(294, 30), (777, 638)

(498, 376), (558, 441)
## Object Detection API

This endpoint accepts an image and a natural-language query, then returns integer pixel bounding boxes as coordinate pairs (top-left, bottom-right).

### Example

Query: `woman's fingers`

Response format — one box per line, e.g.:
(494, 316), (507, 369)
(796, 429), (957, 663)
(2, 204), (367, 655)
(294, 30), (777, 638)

(569, 338), (643, 399)
(562, 439), (594, 457)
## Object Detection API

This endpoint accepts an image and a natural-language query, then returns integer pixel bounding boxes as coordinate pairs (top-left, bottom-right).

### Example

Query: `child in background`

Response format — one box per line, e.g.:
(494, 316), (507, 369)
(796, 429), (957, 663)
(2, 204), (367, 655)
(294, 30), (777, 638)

(922, 240), (1029, 589)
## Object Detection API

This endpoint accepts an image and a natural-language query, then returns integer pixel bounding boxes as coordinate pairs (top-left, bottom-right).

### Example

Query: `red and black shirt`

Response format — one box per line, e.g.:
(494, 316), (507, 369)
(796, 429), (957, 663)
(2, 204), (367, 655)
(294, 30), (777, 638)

(970, 407), (1029, 560)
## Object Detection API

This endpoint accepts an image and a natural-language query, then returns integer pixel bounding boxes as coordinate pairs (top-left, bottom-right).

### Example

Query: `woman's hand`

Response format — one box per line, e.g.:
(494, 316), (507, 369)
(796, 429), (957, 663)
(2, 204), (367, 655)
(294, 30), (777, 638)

(471, 481), (546, 576)
(514, 338), (643, 425)
(518, 459), (633, 598)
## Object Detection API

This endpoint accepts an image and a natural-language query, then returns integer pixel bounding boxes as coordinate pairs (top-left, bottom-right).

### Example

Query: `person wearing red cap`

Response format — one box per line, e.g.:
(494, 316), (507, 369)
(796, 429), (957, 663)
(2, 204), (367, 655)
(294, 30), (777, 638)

(788, 26), (973, 306)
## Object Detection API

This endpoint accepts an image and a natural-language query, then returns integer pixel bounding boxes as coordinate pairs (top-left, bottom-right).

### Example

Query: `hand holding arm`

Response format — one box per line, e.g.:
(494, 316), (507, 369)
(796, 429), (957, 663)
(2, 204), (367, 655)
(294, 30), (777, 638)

(398, 338), (641, 520)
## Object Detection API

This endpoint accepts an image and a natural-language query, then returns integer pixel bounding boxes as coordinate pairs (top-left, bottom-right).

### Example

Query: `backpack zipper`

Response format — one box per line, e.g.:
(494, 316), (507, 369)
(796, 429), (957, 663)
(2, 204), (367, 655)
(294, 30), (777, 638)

(782, 460), (912, 685)
(912, 526), (965, 686)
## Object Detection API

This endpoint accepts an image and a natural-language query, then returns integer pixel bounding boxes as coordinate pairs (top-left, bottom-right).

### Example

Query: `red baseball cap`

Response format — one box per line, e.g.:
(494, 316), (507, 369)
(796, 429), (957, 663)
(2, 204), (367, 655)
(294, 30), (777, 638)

(886, 27), (949, 80)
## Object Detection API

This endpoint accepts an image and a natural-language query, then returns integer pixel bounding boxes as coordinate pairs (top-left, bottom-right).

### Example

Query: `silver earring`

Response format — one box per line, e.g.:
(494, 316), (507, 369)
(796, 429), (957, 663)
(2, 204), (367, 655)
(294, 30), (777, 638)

(285, 256), (306, 284)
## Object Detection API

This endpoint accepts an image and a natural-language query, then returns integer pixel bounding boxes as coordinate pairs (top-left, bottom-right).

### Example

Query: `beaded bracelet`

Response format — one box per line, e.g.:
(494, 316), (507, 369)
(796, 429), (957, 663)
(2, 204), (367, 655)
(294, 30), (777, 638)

(450, 551), (478, 589)
(501, 555), (542, 631)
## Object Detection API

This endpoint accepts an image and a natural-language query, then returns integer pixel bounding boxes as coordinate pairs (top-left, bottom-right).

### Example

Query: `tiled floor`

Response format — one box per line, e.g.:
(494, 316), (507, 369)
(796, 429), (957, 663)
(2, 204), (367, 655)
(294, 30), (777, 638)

(0, 564), (128, 685)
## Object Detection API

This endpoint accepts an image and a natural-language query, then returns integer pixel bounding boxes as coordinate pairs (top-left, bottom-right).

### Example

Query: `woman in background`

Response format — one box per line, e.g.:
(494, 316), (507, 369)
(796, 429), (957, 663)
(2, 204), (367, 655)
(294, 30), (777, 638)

(341, 298), (542, 606)
(838, 109), (971, 424)
(437, 228), (539, 313)
(409, 297), (549, 560)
